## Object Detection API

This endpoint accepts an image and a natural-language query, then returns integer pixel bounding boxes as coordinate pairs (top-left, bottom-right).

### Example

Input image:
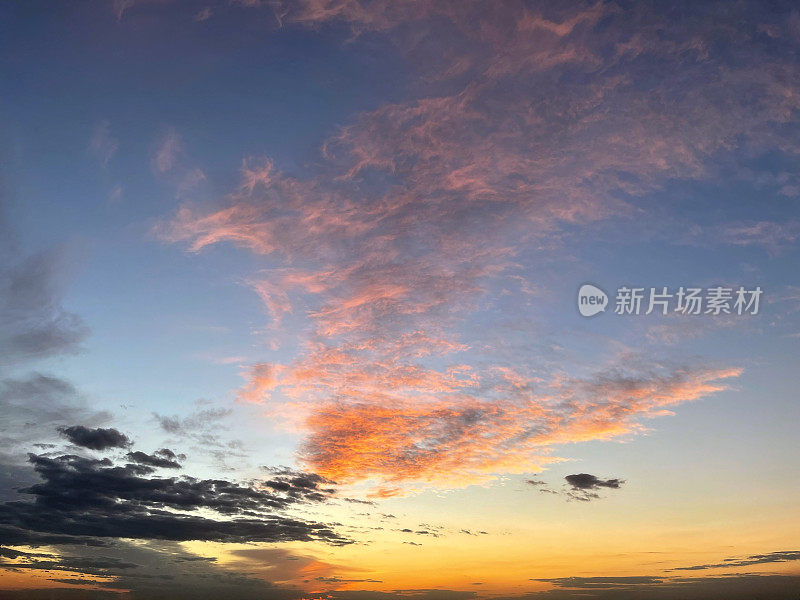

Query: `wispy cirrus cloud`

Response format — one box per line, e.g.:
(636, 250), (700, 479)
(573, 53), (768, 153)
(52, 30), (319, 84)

(153, 128), (182, 173)
(88, 120), (118, 166)
(297, 367), (737, 490)
(157, 0), (800, 493)
(718, 220), (800, 254)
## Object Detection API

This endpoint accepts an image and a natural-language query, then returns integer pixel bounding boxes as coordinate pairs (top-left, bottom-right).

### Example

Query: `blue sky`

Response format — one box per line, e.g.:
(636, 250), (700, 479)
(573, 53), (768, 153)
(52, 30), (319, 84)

(1, 1), (799, 598)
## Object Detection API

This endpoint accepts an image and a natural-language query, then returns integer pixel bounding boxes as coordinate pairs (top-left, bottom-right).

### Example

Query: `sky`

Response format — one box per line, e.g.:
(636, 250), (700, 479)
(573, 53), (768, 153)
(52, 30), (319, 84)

(0, 1), (799, 598)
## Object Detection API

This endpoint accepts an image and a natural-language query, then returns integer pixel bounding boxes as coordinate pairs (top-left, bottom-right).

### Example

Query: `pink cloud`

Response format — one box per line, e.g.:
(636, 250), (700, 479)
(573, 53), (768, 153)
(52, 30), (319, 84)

(298, 367), (741, 488)
(154, 128), (182, 173)
(157, 0), (798, 491)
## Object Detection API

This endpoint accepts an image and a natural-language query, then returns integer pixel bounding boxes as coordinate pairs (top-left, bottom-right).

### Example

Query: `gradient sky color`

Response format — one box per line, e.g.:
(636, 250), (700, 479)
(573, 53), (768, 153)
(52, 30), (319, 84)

(1, 1), (799, 599)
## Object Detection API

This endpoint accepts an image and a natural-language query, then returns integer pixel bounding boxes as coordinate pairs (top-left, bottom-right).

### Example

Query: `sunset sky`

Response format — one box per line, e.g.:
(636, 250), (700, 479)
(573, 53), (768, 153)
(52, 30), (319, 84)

(1, 1), (799, 598)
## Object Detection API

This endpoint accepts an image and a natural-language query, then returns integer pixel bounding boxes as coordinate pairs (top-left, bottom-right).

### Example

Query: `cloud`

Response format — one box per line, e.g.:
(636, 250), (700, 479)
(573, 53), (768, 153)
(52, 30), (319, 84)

(2, 2), (800, 597)
(564, 474), (624, 490)
(239, 363), (282, 404)
(343, 497), (376, 506)
(4, 575), (799, 600)
(0, 204), (99, 497)
(88, 120), (118, 166)
(112, 0), (175, 22)
(154, 407), (232, 437)
(153, 128), (182, 173)
(0, 246), (89, 365)
(533, 576), (663, 589)
(525, 474), (625, 502)
(58, 426), (131, 451)
(517, 574), (800, 600)
(3, 550), (139, 575)
(125, 449), (183, 469)
(260, 466), (337, 502)
(154, 0), (796, 496)
(561, 473), (625, 502)
(0, 374), (111, 467)
(317, 576), (383, 583)
(297, 366), (737, 489)
(108, 184), (123, 204)
(194, 6), (212, 21)
(0, 538), (315, 600)
(219, 546), (349, 594)
(0, 448), (349, 547)
(671, 550), (800, 571)
(718, 220), (800, 254)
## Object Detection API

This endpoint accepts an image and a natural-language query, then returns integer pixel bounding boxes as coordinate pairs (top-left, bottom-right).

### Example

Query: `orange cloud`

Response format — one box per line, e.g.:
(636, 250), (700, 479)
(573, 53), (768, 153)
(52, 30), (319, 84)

(238, 363), (282, 404)
(296, 367), (740, 488)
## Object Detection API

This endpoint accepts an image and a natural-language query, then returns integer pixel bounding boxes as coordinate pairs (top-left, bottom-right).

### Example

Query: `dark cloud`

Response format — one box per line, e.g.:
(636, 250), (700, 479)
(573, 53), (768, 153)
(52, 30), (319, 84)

(562, 474), (625, 501)
(0, 450), (349, 547)
(316, 577), (383, 583)
(515, 574), (800, 600)
(0, 590), (117, 600)
(524, 475), (623, 501)
(318, 591), (477, 600)
(671, 550), (800, 571)
(533, 576), (664, 589)
(397, 528), (439, 538)
(0, 546), (50, 559)
(564, 474), (624, 490)
(0, 523), (111, 548)
(0, 538), (308, 600)
(261, 467), (337, 503)
(344, 498), (377, 506)
(126, 449), (184, 469)
(59, 425), (131, 451)
(5, 550), (139, 576)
